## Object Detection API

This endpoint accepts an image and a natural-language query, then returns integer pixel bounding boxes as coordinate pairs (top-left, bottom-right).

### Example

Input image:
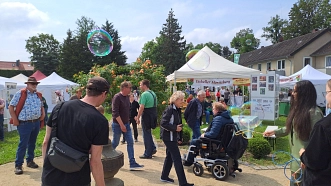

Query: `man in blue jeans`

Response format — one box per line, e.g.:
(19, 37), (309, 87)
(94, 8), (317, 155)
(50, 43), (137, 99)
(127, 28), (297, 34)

(9, 77), (45, 175)
(184, 90), (206, 140)
(111, 81), (144, 170)
(136, 79), (157, 159)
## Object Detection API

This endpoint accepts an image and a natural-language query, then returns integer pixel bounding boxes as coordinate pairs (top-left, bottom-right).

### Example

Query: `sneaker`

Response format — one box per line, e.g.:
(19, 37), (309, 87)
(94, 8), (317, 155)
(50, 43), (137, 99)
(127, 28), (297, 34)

(14, 166), (23, 175)
(135, 139), (138, 142)
(27, 161), (39, 168)
(152, 149), (157, 155)
(160, 177), (175, 183)
(121, 141), (126, 144)
(139, 155), (152, 159)
(130, 163), (144, 171)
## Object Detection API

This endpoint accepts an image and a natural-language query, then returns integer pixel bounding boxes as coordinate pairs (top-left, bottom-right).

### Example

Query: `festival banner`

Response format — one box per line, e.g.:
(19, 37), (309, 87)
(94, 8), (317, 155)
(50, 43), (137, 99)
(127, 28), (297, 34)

(233, 78), (250, 86)
(187, 78), (233, 86)
(279, 74), (301, 84)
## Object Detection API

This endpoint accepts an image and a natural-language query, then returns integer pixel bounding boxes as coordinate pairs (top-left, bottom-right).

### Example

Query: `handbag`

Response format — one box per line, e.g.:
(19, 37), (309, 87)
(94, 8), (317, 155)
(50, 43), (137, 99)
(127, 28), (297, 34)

(47, 102), (89, 173)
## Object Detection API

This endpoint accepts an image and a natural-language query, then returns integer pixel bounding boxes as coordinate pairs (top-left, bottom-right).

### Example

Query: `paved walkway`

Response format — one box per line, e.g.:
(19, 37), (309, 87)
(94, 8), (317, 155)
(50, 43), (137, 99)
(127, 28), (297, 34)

(0, 125), (288, 186)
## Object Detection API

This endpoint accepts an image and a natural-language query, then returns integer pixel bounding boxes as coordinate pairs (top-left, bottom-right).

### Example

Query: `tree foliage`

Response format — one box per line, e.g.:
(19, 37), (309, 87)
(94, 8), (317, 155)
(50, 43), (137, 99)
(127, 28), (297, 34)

(261, 15), (288, 44)
(58, 17), (127, 80)
(156, 9), (186, 75)
(184, 42), (233, 60)
(73, 59), (168, 124)
(25, 33), (60, 75)
(230, 28), (260, 54)
(283, 0), (331, 39)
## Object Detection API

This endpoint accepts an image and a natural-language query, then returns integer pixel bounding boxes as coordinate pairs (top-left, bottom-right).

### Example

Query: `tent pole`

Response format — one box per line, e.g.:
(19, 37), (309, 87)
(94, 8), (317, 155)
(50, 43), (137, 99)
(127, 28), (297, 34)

(173, 71), (177, 93)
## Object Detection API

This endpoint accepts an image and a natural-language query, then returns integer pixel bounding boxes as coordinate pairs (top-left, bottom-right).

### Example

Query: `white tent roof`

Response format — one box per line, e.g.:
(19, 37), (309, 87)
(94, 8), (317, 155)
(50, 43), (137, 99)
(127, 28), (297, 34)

(11, 73), (28, 82)
(166, 46), (260, 82)
(39, 72), (77, 86)
(281, 64), (331, 86)
(0, 76), (26, 90)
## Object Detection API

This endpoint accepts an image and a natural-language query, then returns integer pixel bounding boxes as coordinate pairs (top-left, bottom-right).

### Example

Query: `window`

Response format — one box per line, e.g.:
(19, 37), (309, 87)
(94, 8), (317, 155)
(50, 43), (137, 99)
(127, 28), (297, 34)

(267, 62), (271, 70)
(248, 65), (253, 68)
(258, 64), (262, 71)
(303, 57), (311, 67)
(277, 60), (285, 70)
(326, 56), (331, 68)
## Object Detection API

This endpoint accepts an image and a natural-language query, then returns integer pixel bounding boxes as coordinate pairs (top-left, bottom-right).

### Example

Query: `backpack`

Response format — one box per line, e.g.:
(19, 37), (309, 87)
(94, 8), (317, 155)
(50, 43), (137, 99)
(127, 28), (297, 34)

(9, 88), (44, 127)
(226, 130), (248, 160)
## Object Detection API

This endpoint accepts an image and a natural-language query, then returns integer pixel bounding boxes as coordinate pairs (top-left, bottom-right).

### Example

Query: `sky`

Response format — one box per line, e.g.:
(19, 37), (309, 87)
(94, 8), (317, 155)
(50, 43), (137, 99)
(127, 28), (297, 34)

(0, 0), (297, 64)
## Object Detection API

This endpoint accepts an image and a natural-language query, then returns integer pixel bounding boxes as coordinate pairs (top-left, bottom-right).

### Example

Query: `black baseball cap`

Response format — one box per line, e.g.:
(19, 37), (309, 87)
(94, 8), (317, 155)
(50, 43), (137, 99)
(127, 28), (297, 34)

(86, 77), (110, 92)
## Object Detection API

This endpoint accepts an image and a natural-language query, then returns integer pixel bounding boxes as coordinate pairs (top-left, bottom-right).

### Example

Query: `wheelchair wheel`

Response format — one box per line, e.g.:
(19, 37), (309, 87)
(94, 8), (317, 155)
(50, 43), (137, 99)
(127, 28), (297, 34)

(211, 162), (229, 181)
(193, 163), (204, 176)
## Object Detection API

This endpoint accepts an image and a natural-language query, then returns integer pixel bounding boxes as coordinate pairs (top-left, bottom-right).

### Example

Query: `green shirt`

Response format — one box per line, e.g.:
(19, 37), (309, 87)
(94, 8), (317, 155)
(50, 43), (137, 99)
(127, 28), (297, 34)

(274, 107), (323, 172)
(139, 90), (157, 108)
(42, 97), (48, 109)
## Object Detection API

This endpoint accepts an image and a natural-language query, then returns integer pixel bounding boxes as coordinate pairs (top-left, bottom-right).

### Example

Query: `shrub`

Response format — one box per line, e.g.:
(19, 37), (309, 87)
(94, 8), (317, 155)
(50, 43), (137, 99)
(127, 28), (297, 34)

(181, 127), (191, 145)
(248, 138), (271, 159)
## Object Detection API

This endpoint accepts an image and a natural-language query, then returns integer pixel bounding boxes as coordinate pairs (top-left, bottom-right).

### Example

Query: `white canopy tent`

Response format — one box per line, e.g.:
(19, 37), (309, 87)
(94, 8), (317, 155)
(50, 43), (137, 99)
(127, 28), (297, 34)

(11, 73), (28, 82)
(0, 77), (26, 128)
(280, 65), (331, 107)
(38, 72), (78, 112)
(166, 46), (260, 82)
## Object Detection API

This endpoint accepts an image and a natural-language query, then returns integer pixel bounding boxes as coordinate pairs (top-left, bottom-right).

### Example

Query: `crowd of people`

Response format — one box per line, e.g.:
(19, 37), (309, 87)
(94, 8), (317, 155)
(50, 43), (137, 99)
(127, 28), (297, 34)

(2, 77), (331, 186)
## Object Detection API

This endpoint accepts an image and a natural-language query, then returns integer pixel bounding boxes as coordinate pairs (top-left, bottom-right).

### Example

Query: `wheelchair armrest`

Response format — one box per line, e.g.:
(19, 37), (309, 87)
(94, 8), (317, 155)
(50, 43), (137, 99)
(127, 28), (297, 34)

(200, 137), (221, 143)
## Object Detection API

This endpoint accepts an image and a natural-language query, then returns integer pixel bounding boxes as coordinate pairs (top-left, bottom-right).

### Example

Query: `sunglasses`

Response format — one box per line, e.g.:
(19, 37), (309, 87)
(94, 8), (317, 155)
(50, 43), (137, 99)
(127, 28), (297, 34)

(29, 83), (38, 85)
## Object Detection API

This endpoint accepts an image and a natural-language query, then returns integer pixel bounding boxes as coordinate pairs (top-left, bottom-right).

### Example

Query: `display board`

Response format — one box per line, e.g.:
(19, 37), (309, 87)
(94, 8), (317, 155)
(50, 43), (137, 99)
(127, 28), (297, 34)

(250, 71), (279, 121)
(5, 82), (18, 131)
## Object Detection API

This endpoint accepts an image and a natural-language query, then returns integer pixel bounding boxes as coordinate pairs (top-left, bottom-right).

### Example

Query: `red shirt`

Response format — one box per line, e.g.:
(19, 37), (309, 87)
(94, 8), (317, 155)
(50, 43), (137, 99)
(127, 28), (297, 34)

(187, 97), (193, 103)
(216, 92), (220, 97)
(206, 90), (210, 96)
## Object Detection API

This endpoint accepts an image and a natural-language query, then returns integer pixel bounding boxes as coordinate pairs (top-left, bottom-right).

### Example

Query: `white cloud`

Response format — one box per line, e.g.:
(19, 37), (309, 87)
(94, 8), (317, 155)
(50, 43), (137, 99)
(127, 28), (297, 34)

(121, 36), (147, 63)
(0, 2), (50, 35)
(184, 26), (248, 46)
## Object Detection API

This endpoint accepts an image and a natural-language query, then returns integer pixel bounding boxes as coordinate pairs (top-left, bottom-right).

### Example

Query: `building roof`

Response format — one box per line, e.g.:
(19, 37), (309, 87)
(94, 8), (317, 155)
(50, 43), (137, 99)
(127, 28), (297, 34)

(239, 28), (330, 66)
(0, 61), (34, 71)
(311, 40), (331, 56)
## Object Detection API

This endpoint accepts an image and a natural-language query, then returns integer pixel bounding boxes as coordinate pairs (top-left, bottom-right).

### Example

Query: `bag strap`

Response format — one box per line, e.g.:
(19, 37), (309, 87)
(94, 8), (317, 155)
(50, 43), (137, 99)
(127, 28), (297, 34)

(51, 102), (65, 138)
(147, 90), (157, 108)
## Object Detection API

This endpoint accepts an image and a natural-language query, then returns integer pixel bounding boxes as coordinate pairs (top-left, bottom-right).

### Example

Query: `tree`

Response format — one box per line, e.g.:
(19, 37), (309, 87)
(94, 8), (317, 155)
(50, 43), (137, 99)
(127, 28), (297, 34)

(58, 29), (80, 80)
(58, 16), (96, 80)
(283, 0), (331, 39)
(139, 39), (159, 63)
(221, 46), (233, 60)
(156, 9), (186, 75)
(97, 20), (127, 66)
(230, 28), (260, 54)
(25, 33), (60, 75)
(261, 15), (288, 44)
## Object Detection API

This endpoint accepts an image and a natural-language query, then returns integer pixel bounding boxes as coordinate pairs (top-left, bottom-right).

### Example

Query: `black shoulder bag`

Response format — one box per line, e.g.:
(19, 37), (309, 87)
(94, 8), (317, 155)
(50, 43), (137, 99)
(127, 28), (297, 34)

(47, 102), (89, 173)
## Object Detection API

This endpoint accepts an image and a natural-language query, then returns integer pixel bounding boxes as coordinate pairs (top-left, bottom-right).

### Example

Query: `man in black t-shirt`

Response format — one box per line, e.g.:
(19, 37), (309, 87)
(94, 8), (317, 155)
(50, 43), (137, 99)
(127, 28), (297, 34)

(41, 77), (110, 186)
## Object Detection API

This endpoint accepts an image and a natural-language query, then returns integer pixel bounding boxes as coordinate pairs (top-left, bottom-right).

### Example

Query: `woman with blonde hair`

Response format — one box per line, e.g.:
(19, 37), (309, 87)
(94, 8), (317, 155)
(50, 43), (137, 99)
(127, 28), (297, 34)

(160, 91), (194, 186)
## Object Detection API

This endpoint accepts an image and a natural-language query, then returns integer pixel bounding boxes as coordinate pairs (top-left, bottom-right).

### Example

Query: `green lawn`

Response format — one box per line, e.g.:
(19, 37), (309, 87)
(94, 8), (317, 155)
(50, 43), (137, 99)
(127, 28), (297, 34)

(153, 116), (290, 166)
(0, 113), (113, 166)
(0, 125), (46, 165)
(0, 114), (289, 166)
